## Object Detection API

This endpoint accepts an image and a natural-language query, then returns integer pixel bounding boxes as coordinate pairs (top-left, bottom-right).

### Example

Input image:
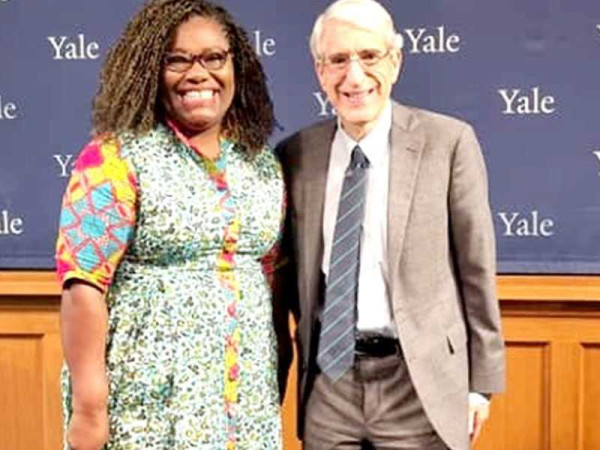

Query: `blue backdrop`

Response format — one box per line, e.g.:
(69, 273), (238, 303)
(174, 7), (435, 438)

(1, 0), (599, 272)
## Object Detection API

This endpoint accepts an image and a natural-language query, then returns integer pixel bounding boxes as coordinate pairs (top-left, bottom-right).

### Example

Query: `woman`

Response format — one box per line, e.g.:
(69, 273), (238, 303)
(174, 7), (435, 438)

(55, 1), (285, 448)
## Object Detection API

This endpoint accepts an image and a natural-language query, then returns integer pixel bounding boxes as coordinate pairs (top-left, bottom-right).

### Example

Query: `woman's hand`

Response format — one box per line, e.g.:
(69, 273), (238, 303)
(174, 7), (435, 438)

(67, 406), (109, 450)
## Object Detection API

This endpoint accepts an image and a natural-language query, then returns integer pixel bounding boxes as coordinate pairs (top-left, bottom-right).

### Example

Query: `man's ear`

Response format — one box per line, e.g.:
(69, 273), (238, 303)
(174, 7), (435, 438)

(391, 49), (403, 83)
(315, 59), (326, 89)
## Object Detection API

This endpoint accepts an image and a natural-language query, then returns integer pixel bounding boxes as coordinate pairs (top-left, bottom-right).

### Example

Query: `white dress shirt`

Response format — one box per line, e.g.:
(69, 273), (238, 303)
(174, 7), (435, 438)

(321, 101), (396, 336)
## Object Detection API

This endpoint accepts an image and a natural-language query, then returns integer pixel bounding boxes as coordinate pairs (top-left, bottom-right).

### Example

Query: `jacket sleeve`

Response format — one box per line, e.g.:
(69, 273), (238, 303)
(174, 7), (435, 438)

(448, 124), (506, 393)
(271, 142), (300, 403)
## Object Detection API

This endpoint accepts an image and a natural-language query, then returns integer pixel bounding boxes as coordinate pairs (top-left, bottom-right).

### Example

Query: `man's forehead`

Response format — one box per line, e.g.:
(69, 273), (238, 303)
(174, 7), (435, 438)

(320, 19), (386, 50)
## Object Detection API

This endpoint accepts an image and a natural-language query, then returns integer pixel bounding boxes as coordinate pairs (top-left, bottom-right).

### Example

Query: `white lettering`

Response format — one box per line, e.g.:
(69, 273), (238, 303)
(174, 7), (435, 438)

(253, 30), (276, 56)
(0, 210), (24, 235)
(405, 28), (425, 52)
(0, 95), (18, 119)
(47, 36), (67, 58)
(593, 150), (600, 176)
(47, 34), (100, 60)
(313, 92), (336, 117)
(497, 211), (554, 237)
(498, 86), (556, 115)
(53, 154), (75, 178)
(403, 26), (461, 54)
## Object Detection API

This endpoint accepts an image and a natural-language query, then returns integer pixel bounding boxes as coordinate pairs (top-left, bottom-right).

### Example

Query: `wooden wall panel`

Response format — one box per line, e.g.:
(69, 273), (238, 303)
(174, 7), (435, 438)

(484, 308), (600, 450)
(2, 273), (600, 450)
(475, 342), (550, 450)
(0, 335), (45, 450)
(549, 342), (581, 450)
(0, 298), (63, 450)
(281, 329), (301, 450)
(583, 345), (600, 450)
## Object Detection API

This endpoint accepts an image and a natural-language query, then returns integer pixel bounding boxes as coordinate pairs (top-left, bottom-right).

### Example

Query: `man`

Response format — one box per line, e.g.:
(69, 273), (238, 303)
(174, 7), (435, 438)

(275, 0), (505, 448)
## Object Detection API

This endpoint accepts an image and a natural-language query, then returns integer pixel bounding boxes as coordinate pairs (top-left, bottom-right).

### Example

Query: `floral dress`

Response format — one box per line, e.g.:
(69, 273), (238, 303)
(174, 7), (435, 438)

(56, 124), (284, 449)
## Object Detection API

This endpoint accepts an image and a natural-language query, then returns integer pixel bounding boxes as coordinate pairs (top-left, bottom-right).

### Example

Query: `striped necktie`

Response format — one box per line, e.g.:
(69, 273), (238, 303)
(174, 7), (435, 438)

(317, 145), (370, 381)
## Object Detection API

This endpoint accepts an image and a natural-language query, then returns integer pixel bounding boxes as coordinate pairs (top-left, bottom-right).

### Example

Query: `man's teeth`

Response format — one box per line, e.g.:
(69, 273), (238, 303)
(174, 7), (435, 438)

(184, 90), (214, 100)
(345, 90), (371, 98)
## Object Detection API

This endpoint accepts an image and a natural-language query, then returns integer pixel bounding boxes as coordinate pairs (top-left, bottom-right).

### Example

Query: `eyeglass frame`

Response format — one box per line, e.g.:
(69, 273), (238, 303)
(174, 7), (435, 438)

(163, 49), (232, 73)
(319, 48), (393, 72)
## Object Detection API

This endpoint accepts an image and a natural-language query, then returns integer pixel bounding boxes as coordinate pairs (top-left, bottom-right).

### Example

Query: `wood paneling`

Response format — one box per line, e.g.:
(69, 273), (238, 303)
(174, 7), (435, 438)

(479, 342), (550, 450)
(497, 276), (600, 301)
(281, 327), (301, 450)
(475, 293), (600, 450)
(2, 272), (600, 450)
(0, 271), (60, 296)
(0, 296), (62, 450)
(0, 335), (45, 450)
(582, 345), (600, 450)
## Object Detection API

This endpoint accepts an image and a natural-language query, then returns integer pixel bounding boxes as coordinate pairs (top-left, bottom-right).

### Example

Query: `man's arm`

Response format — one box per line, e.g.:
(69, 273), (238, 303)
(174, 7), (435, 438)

(272, 143), (300, 403)
(448, 123), (505, 443)
(448, 123), (506, 393)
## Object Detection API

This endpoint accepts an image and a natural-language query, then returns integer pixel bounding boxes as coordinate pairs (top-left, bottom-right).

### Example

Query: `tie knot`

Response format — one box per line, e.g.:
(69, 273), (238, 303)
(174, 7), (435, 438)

(350, 146), (369, 170)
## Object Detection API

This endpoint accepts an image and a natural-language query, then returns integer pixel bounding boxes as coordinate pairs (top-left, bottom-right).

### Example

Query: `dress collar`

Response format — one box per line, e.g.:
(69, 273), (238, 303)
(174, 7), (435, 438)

(165, 119), (231, 160)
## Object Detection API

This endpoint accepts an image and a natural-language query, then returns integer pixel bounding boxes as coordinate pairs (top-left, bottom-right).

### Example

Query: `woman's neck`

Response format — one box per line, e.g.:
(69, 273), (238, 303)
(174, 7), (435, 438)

(189, 131), (221, 160)
(169, 120), (222, 160)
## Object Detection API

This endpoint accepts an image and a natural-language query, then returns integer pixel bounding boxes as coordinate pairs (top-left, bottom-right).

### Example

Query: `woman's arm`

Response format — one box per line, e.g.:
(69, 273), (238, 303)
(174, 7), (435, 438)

(55, 138), (138, 449)
(60, 282), (110, 450)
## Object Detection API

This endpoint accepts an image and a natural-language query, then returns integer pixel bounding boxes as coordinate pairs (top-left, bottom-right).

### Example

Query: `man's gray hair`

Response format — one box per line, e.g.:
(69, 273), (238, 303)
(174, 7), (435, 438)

(309, 0), (403, 60)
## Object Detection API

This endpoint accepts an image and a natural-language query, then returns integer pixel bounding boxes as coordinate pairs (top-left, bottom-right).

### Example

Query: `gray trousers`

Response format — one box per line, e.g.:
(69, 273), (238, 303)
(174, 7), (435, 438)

(304, 349), (448, 450)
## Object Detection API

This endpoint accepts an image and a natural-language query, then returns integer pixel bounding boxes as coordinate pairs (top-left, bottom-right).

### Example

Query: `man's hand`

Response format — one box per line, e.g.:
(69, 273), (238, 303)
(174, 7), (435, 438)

(67, 407), (109, 450)
(468, 393), (490, 445)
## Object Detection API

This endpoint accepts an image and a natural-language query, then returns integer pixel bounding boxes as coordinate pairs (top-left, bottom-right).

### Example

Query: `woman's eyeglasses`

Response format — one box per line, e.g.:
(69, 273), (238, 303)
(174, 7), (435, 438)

(163, 49), (231, 72)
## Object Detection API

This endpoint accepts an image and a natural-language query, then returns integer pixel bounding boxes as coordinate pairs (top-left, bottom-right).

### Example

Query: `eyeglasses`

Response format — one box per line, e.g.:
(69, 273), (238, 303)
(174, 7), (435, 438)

(321, 49), (391, 72)
(163, 49), (231, 72)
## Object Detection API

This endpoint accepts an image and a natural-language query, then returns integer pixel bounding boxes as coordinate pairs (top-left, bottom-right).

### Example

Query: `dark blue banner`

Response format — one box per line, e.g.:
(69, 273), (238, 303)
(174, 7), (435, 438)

(1, 0), (599, 272)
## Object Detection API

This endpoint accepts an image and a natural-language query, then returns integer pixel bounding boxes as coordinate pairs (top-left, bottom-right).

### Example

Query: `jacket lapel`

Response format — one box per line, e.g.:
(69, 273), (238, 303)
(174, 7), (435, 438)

(301, 121), (336, 316)
(387, 103), (425, 282)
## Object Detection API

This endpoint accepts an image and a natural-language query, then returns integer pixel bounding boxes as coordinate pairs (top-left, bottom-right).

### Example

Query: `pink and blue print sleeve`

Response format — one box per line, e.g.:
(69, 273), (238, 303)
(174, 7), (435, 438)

(55, 137), (138, 292)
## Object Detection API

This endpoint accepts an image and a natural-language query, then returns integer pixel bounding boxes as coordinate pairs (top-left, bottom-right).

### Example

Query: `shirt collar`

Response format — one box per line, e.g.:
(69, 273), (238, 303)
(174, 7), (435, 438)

(336, 100), (392, 167)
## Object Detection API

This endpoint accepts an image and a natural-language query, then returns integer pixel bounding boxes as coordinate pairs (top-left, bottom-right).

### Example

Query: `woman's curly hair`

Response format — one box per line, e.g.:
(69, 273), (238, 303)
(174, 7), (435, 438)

(92, 0), (274, 153)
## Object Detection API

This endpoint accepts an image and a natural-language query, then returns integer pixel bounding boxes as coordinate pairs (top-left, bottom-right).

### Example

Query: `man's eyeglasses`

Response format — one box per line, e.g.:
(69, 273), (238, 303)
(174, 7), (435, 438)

(163, 49), (231, 73)
(321, 49), (391, 72)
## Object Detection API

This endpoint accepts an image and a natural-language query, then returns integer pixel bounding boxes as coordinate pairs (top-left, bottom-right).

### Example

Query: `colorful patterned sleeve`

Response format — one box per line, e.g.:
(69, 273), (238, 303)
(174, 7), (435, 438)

(55, 136), (138, 292)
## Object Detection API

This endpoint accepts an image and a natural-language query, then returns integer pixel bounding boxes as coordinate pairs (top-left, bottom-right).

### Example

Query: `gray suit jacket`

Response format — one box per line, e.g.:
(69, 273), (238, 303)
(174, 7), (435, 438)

(274, 101), (505, 450)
